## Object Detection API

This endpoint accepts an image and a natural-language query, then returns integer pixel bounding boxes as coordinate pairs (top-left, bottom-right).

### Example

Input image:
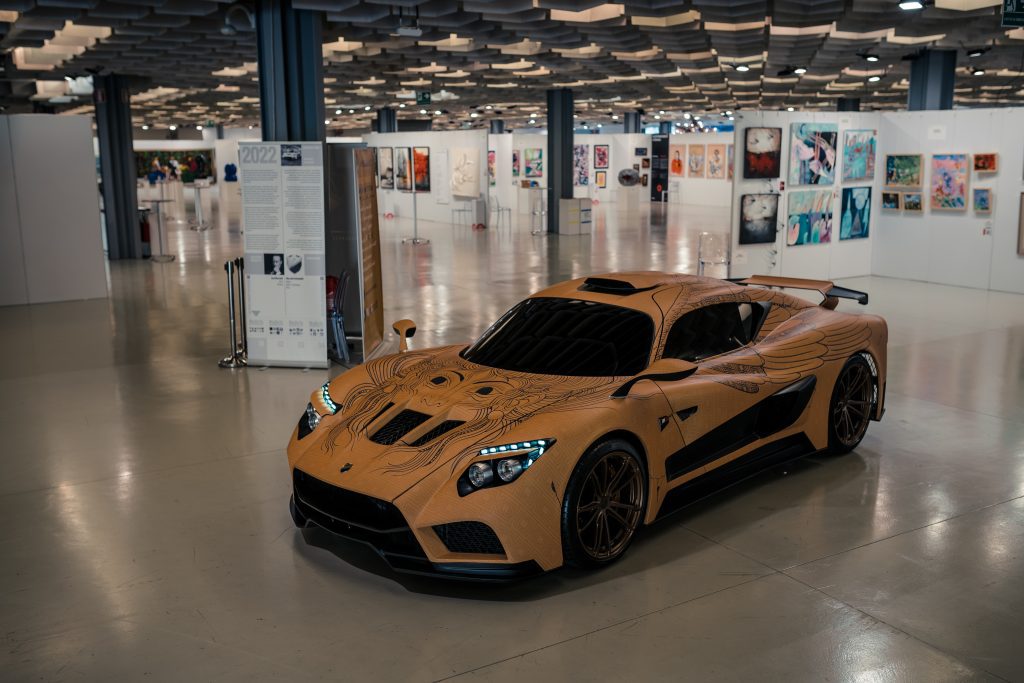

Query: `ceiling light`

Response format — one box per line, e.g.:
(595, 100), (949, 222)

(248, 125), (254, 130)
(364, 105), (371, 111)
(169, 124), (177, 131)
(786, 106), (795, 112)
(470, 112), (478, 118)
(658, 110), (664, 114)
(581, 124), (588, 129)
(899, 1), (923, 9)
(683, 113), (691, 119)
(196, 125), (203, 131)
(735, 64), (750, 72)
(972, 67), (985, 76)
(693, 115), (700, 120)
(335, 109), (342, 115)
(419, 109), (427, 114)
(654, 114), (661, 119)
(728, 116), (734, 121)
(434, 110), (441, 115)
(611, 114), (619, 120)
(596, 123), (602, 128)
(794, 67), (807, 74)
(485, 105), (492, 110)
(324, 119), (330, 124)
(141, 124), (149, 130)
(862, 53), (880, 62)
(967, 47), (987, 58)
(868, 75), (881, 82)
(529, 118), (536, 124)
(725, 110), (732, 115)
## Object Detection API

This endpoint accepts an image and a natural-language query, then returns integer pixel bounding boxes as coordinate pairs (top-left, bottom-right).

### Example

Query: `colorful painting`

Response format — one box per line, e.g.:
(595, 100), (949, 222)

(930, 153), (969, 210)
(641, 158), (651, 169)
(786, 189), (833, 246)
(635, 147), (647, 156)
(595, 170), (607, 188)
(687, 144), (705, 178)
(744, 127), (781, 179)
(973, 188), (992, 214)
(789, 123), (838, 186)
(573, 144), (589, 186)
(394, 147), (412, 191)
(842, 130), (876, 183)
(739, 194), (779, 245)
(707, 144), (726, 179)
(450, 147), (479, 198)
(487, 149), (496, 187)
(884, 154), (923, 188)
(973, 153), (998, 173)
(412, 146), (430, 192)
(594, 144), (609, 169)
(512, 149), (520, 177)
(669, 144), (685, 177)
(727, 144), (734, 180)
(524, 148), (543, 177)
(377, 147), (394, 189)
(902, 192), (922, 212)
(881, 192), (901, 210)
(840, 187), (871, 240)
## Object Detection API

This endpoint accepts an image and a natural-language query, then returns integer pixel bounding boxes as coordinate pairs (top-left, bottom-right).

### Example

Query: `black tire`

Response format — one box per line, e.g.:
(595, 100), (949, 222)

(561, 439), (647, 569)
(828, 355), (875, 454)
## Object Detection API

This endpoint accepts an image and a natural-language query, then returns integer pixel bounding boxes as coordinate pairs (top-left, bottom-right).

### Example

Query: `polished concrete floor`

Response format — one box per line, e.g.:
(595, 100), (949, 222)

(2, 199), (1023, 681)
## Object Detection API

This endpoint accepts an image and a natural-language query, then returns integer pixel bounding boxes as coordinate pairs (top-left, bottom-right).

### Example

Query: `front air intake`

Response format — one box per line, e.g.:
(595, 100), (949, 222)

(369, 409), (432, 445)
(434, 521), (505, 555)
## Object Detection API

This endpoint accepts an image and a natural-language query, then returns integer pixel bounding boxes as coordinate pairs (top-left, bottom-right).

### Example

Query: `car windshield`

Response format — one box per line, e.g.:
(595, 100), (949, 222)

(461, 297), (654, 376)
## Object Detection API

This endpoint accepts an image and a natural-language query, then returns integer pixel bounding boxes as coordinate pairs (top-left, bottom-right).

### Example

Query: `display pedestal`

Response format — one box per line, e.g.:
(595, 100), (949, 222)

(557, 198), (592, 236)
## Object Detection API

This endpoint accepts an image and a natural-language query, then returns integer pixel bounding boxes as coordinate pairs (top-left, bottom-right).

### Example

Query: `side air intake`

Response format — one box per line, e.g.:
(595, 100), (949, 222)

(409, 420), (465, 447)
(369, 409), (432, 445)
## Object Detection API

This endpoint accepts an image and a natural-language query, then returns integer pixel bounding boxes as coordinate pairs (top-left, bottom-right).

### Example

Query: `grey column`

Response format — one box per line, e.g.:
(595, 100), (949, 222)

(93, 74), (141, 260)
(255, 0), (325, 141)
(658, 121), (672, 135)
(546, 88), (573, 234)
(375, 107), (397, 133)
(837, 98), (860, 112)
(623, 111), (642, 133)
(908, 49), (956, 111)
(489, 119), (505, 134)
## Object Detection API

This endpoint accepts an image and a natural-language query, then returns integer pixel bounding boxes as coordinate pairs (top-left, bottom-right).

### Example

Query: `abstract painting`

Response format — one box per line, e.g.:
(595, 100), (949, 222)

(412, 146), (430, 192)
(884, 154), (923, 188)
(669, 144), (685, 176)
(487, 149), (496, 187)
(839, 187), (871, 240)
(739, 194), (779, 245)
(881, 191), (901, 210)
(594, 144), (609, 169)
(450, 147), (479, 198)
(512, 149), (520, 177)
(394, 147), (412, 191)
(902, 192), (922, 212)
(378, 147), (394, 189)
(641, 173), (649, 187)
(641, 158), (651, 169)
(973, 188), (992, 214)
(930, 153), (969, 210)
(707, 144), (726, 179)
(789, 123), (838, 186)
(573, 144), (589, 186)
(688, 144), (705, 177)
(973, 153), (997, 173)
(524, 148), (543, 177)
(595, 170), (607, 188)
(786, 189), (833, 246)
(727, 144), (734, 180)
(842, 130), (876, 182)
(635, 147), (647, 156)
(744, 127), (781, 179)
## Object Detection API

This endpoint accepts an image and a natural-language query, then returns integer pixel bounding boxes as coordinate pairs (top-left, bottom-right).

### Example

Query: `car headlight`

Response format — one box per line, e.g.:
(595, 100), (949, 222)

(457, 439), (555, 496)
(297, 382), (341, 441)
(297, 402), (321, 440)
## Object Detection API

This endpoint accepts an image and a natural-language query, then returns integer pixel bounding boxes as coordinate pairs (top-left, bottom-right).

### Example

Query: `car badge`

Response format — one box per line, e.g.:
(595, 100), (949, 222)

(340, 463), (353, 473)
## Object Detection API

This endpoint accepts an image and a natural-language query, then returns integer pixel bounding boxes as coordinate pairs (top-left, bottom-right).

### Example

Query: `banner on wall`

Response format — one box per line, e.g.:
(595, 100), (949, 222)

(239, 141), (328, 368)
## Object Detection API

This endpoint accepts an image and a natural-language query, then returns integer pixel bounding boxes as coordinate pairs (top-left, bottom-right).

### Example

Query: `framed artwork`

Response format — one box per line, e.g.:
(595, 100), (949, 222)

(524, 148), (543, 177)
(635, 147), (647, 156)
(378, 147), (394, 190)
(394, 147), (412, 191)
(739, 194), (779, 245)
(744, 127), (782, 179)
(902, 192), (922, 212)
(412, 146), (430, 192)
(640, 157), (650, 169)
(842, 130), (876, 183)
(487, 150), (496, 187)
(687, 144), (706, 177)
(633, 163), (640, 171)
(930, 153), (969, 210)
(595, 170), (607, 188)
(450, 147), (479, 198)
(727, 144), (734, 180)
(973, 153), (998, 173)
(973, 188), (992, 214)
(707, 144), (726, 179)
(789, 123), (838, 186)
(839, 187), (871, 240)
(669, 144), (685, 177)
(786, 189), (833, 246)
(594, 144), (609, 169)
(641, 173), (649, 187)
(512, 149), (520, 177)
(573, 144), (589, 186)
(881, 192), (901, 210)
(884, 154), (923, 188)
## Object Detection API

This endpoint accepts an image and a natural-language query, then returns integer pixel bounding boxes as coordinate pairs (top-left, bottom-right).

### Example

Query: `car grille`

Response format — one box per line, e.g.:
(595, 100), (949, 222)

(369, 409), (432, 445)
(410, 420), (465, 447)
(433, 521), (506, 556)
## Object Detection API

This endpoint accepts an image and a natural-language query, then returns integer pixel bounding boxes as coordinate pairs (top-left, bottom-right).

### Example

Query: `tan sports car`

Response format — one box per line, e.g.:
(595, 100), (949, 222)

(287, 273), (887, 580)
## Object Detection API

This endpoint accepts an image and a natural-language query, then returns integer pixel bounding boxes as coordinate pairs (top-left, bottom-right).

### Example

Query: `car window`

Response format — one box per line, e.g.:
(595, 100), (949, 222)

(461, 297), (654, 376)
(662, 302), (766, 362)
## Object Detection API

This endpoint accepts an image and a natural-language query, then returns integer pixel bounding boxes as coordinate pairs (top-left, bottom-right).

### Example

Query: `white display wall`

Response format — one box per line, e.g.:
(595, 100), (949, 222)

(667, 131), (734, 208)
(364, 129), (488, 224)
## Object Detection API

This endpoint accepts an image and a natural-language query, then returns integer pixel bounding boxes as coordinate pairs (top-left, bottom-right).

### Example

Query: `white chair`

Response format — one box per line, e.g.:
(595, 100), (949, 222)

(698, 232), (731, 277)
(489, 193), (512, 228)
(451, 199), (473, 227)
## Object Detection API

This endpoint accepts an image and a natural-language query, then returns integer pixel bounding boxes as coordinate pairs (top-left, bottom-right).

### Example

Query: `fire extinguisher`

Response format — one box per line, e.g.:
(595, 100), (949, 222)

(326, 275), (339, 313)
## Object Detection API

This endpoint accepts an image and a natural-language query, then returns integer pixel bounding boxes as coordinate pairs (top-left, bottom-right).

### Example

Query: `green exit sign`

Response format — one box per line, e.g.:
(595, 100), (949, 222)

(1004, 0), (1024, 27)
(415, 91), (431, 105)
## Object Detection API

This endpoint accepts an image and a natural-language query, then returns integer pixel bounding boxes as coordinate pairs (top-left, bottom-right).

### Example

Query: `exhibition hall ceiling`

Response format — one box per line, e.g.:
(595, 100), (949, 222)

(1, 0), (1023, 131)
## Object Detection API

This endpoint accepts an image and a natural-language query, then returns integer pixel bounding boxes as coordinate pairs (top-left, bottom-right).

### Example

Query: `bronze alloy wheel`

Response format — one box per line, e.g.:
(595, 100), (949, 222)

(830, 356), (874, 452)
(574, 450), (645, 562)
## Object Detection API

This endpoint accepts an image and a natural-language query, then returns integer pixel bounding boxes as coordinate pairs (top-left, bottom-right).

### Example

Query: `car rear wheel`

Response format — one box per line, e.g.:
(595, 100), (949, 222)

(561, 439), (646, 569)
(828, 355), (874, 454)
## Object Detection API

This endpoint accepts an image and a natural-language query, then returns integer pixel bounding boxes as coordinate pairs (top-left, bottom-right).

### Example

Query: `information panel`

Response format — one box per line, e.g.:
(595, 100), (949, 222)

(239, 141), (327, 368)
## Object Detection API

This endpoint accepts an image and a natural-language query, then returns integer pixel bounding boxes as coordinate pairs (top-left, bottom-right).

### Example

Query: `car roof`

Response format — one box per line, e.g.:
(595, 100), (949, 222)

(529, 271), (747, 315)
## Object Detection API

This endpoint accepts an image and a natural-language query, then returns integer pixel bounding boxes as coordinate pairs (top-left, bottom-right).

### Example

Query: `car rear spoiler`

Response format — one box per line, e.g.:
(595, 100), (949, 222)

(728, 275), (868, 309)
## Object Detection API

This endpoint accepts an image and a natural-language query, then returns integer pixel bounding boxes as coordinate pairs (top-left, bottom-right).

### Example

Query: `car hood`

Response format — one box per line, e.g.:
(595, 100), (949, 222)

(293, 345), (622, 501)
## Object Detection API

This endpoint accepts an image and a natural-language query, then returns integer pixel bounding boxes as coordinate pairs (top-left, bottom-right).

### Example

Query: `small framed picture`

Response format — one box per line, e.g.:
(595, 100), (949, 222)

(641, 173), (649, 187)
(973, 153), (998, 173)
(973, 188), (992, 214)
(634, 147), (647, 156)
(881, 191), (901, 210)
(641, 158), (651, 169)
(632, 163), (640, 171)
(901, 192), (922, 212)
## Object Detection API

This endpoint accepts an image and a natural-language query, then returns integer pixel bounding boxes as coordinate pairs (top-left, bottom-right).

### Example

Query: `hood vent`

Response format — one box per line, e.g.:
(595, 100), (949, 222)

(580, 277), (659, 295)
(410, 420), (465, 447)
(370, 409), (432, 445)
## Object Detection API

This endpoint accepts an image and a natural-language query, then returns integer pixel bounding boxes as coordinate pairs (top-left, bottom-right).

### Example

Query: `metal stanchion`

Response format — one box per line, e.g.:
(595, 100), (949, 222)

(218, 259), (246, 368)
(234, 256), (248, 358)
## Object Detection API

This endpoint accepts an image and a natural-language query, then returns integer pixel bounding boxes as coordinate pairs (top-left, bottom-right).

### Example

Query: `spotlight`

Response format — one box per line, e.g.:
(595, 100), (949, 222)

(899, 0), (923, 9)
(419, 109), (427, 114)
(195, 125), (203, 131)
(654, 114), (661, 119)
(364, 105), (371, 111)
(141, 124), (149, 130)
(868, 75), (881, 82)
(972, 67), (985, 76)
(169, 124), (177, 131)
(335, 109), (341, 115)
(794, 67), (807, 74)
(324, 119), (330, 125)
(611, 114), (619, 120)
(485, 105), (492, 110)
(683, 112), (691, 119)
(470, 112), (479, 118)
(528, 118), (536, 124)
(967, 47), (988, 58)
(399, 103), (406, 108)
(861, 53), (880, 62)
(786, 106), (795, 112)
(433, 110), (441, 115)
(735, 64), (750, 72)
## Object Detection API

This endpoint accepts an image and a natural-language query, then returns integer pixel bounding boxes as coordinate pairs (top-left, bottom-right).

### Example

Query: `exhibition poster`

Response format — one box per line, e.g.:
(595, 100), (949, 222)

(239, 141), (328, 368)
(355, 147), (385, 358)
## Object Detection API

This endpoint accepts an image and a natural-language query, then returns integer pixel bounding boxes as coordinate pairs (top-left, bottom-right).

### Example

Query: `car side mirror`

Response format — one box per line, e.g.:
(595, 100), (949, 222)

(611, 358), (698, 398)
(392, 319), (417, 353)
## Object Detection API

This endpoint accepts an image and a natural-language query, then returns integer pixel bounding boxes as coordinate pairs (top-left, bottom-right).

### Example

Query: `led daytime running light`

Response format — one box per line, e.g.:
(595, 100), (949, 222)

(479, 439), (548, 456)
(321, 382), (340, 414)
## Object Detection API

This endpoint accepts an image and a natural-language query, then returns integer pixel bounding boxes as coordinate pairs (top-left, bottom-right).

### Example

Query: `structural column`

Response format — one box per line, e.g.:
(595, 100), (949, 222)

(375, 107), (397, 133)
(546, 88), (573, 234)
(489, 119), (505, 134)
(93, 73), (141, 260)
(837, 97), (860, 112)
(623, 111), (642, 133)
(908, 49), (956, 111)
(255, 0), (325, 141)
